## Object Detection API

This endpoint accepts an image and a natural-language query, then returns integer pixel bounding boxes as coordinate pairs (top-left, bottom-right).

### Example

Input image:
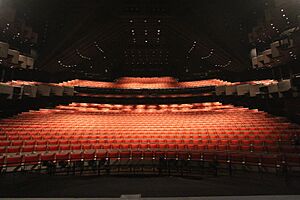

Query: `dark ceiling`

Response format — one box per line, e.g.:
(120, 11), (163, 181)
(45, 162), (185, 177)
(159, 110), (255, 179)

(12, 0), (266, 78)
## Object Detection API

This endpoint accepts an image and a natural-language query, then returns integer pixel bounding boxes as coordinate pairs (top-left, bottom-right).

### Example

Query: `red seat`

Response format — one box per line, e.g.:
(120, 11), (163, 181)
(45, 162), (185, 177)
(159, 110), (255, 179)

(228, 145), (240, 151)
(24, 155), (40, 165)
(35, 146), (47, 152)
(59, 140), (69, 145)
(186, 144), (197, 150)
(6, 156), (23, 167)
(47, 145), (59, 152)
(132, 151), (143, 160)
(158, 144), (167, 149)
(140, 144), (149, 150)
(178, 152), (189, 160)
(166, 151), (177, 160)
(56, 153), (70, 162)
(11, 141), (23, 146)
(22, 146), (34, 153)
(240, 145), (251, 152)
(120, 144), (130, 149)
(207, 144), (216, 151)
(119, 151), (131, 160)
(102, 144), (112, 150)
(231, 140), (240, 145)
(96, 152), (107, 160)
(70, 140), (80, 145)
(24, 141), (36, 146)
(167, 144), (177, 150)
(195, 144), (206, 150)
(71, 145), (82, 151)
(112, 144), (121, 149)
(70, 152), (83, 161)
(0, 141), (10, 146)
(60, 145), (71, 151)
(242, 140), (252, 146)
(36, 141), (47, 146)
(253, 140), (263, 146)
(41, 154), (56, 163)
(83, 152), (96, 161)
(190, 152), (202, 161)
(0, 147), (6, 154)
(220, 140), (229, 145)
(6, 133), (20, 138)
(218, 145), (228, 151)
(107, 151), (119, 159)
(252, 146), (265, 153)
(177, 144), (187, 150)
(48, 140), (59, 145)
(82, 145), (92, 151)
(149, 144), (158, 149)
(143, 151), (154, 160)
(6, 147), (21, 154)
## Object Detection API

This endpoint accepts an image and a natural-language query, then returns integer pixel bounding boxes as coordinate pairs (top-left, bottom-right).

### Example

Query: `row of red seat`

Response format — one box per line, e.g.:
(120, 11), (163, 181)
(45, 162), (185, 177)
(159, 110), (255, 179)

(0, 102), (300, 173)
(1, 150), (300, 172)
(60, 78), (232, 89)
(0, 138), (294, 147)
(1, 144), (299, 154)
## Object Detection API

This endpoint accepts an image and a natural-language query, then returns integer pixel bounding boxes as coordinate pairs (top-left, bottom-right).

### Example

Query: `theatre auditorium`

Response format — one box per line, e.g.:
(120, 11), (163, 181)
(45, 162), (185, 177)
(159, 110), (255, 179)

(0, 0), (300, 198)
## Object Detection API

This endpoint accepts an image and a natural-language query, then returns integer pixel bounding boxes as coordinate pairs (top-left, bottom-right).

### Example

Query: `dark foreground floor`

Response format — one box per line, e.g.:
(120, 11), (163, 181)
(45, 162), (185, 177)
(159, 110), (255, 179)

(1, 173), (300, 198)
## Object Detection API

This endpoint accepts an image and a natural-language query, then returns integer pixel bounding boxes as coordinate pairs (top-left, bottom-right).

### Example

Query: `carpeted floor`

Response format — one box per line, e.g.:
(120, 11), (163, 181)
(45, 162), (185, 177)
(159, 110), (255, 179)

(1, 173), (300, 198)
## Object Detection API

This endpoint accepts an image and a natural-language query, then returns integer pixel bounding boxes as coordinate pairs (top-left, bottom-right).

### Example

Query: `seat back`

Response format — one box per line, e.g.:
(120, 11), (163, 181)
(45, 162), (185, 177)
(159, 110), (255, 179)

(0, 42), (9, 58)
(18, 55), (28, 68)
(8, 49), (20, 64)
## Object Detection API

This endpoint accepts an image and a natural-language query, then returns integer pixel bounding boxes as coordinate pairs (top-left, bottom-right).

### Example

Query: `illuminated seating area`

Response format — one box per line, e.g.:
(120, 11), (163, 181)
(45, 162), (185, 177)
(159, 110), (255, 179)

(60, 78), (292, 100)
(0, 80), (74, 99)
(0, 78), (296, 103)
(178, 79), (232, 88)
(0, 102), (299, 175)
(216, 79), (282, 97)
(59, 78), (282, 95)
(115, 77), (177, 89)
(60, 77), (232, 89)
(59, 79), (115, 89)
(1, 0), (300, 197)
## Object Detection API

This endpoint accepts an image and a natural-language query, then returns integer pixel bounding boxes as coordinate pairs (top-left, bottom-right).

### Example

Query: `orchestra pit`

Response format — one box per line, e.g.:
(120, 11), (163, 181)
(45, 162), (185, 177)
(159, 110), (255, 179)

(0, 0), (300, 199)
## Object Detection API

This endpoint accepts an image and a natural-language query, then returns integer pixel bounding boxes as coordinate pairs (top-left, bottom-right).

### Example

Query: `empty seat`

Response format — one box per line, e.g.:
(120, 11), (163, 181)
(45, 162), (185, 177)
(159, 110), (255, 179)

(24, 155), (40, 166)
(56, 153), (70, 162)
(6, 156), (23, 168)
(41, 154), (56, 163)
(22, 146), (34, 153)
(0, 101), (299, 176)
(7, 49), (20, 65)
(70, 152), (83, 162)
(83, 152), (96, 161)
